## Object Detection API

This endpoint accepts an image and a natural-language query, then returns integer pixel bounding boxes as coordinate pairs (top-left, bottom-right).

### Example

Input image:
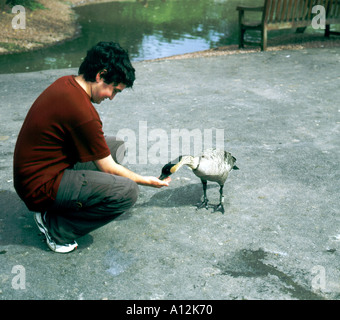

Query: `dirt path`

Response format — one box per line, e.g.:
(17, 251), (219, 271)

(0, 0), (117, 54)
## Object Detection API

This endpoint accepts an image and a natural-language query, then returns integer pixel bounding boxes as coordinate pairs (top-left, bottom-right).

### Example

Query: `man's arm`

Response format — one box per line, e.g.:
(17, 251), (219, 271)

(94, 155), (170, 188)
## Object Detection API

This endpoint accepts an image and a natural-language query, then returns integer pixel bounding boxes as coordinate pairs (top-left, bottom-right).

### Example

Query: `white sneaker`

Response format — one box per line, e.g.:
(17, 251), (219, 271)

(34, 212), (78, 254)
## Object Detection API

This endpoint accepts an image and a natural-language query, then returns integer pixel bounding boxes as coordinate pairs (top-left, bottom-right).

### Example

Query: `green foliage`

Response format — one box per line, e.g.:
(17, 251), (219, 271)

(5, 0), (45, 10)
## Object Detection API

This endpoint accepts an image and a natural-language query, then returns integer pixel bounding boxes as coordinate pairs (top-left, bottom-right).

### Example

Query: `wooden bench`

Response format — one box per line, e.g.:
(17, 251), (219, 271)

(237, 0), (340, 51)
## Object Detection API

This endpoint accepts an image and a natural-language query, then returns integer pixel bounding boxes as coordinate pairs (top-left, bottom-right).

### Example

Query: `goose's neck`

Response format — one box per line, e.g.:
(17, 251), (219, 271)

(178, 155), (200, 170)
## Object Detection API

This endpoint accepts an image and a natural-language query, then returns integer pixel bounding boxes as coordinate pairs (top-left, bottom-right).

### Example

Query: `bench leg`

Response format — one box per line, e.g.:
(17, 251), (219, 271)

(261, 26), (267, 51)
(325, 24), (330, 37)
(239, 28), (245, 48)
(296, 27), (307, 33)
(238, 10), (245, 48)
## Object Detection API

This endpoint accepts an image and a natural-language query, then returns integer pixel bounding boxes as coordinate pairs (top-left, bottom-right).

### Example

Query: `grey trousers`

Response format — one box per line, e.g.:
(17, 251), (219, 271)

(45, 137), (139, 244)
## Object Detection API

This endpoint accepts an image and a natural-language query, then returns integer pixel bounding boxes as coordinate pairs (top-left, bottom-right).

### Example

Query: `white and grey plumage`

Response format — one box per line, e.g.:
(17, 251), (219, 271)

(159, 148), (239, 214)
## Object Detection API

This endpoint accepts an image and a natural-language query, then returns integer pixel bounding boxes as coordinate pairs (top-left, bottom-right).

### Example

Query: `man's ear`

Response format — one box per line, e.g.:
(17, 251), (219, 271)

(96, 69), (107, 82)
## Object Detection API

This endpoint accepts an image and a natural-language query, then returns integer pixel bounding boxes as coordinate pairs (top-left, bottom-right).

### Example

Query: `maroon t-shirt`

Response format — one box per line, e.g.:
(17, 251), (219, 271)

(13, 75), (111, 211)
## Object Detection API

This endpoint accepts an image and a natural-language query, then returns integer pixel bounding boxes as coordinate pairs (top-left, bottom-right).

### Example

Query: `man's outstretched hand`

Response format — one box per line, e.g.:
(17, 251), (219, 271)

(142, 176), (171, 188)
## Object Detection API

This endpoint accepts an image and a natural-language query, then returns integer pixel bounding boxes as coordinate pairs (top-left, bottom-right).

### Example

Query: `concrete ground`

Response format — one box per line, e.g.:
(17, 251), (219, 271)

(0, 47), (339, 300)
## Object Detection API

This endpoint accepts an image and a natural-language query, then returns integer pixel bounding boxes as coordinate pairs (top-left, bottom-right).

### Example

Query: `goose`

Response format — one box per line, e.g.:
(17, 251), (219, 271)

(159, 148), (239, 214)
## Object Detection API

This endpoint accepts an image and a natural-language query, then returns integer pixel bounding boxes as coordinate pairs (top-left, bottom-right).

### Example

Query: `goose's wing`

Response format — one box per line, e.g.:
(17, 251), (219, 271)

(193, 150), (229, 184)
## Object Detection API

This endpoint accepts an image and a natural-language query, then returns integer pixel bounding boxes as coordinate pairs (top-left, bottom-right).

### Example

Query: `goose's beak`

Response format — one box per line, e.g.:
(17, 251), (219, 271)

(159, 173), (168, 180)
(159, 156), (184, 180)
(159, 164), (178, 180)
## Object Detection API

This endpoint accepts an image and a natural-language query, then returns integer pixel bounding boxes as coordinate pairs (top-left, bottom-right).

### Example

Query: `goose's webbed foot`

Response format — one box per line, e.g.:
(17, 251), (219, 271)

(212, 187), (225, 214)
(196, 180), (209, 211)
(212, 202), (225, 214)
(196, 198), (209, 210)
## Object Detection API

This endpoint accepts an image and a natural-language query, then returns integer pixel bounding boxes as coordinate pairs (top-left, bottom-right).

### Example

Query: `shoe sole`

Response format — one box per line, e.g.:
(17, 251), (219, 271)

(34, 213), (78, 253)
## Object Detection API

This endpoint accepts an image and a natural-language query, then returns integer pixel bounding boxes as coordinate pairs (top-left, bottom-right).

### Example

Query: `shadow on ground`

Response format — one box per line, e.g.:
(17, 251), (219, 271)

(135, 182), (228, 209)
(0, 190), (93, 250)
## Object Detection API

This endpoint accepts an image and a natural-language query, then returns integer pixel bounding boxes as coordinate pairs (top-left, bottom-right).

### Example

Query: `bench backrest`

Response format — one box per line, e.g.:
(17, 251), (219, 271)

(262, 0), (340, 27)
(326, 0), (340, 23)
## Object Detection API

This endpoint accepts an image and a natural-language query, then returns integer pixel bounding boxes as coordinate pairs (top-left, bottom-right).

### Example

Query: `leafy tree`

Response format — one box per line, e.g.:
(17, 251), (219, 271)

(5, 0), (45, 10)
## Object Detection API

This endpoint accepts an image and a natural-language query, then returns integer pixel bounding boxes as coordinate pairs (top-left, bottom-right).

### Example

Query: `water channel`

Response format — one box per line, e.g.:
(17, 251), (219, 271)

(0, 0), (330, 74)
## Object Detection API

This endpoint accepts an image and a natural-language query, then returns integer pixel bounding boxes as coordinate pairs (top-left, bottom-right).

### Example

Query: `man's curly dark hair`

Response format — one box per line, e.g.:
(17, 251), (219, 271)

(78, 41), (135, 88)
